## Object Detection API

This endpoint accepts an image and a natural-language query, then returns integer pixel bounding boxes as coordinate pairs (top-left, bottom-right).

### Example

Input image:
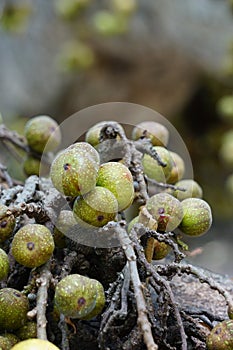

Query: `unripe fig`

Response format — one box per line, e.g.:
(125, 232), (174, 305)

(219, 130), (233, 167)
(179, 198), (212, 236)
(1, 333), (19, 347)
(67, 142), (100, 164)
(96, 162), (134, 211)
(55, 0), (90, 19)
(54, 274), (102, 319)
(82, 279), (105, 320)
(0, 335), (12, 349)
(0, 248), (9, 280)
(132, 121), (169, 147)
(167, 151), (185, 184)
(53, 210), (76, 248)
(207, 320), (233, 350)
(145, 192), (183, 232)
(0, 204), (16, 243)
(23, 156), (50, 177)
(0, 288), (29, 330)
(172, 179), (203, 201)
(127, 216), (139, 233)
(142, 146), (174, 183)
(93, 11), (127, 36)
(50, 147), (99, 197)
(85, 121), (125, 147)
(15, 321), (37, 340)
(24, 115), (61, 154)
(11, 339), (59, 350)
(73, 186), (118, 227)
(11, 224), (55, 268)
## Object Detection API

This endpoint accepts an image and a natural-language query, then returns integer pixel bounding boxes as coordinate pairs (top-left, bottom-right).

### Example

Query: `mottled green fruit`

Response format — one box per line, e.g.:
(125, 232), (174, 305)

(55, 0), (90, 19)
(24, 116), (61, 154)
(11, 224), (55, 268)
(0, 204), (16, 243)
(2, 333), (19, 347)
(0, 335), (12, 350)
(96, 162), (134, 211)
(15, 321), (37, 340)
(179, 198), (212, 236)
(207, 320), (233, 350)
(85, 121), (125, 147)
(127, 216), (139, 233)
(82, 279), (105, 320)
(167, 151), (185, 184)
(152, 240), (170, 260)
(73, 187), (118, 227)
(93, 11), (127, 36)
(11, 339), (59, 350)
(142, 146), (174, 183)
(0, 248), (9, 280)
(132, 121), (169, 147)
(53, 210), (77, 248)
(67, 142), (100, 164)
(0, 288), (29, 330)
(54, 274), (98, 319)
(50, 147), (99, 197)
(23, 156), (50, 177)
(219, 130), (233, 167)
(173, 179), (203, 201)
(145, 192), (183, 232)
(217, 95), (233, 122)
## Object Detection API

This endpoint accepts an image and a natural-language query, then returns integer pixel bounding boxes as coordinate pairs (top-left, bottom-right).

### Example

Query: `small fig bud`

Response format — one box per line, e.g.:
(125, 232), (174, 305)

(172, 179), (203, 200)
(207, 320), (233, 350)
(0, 248), (9, 280)
(0, 204), (16, 243)
(132, 121), (169, 147)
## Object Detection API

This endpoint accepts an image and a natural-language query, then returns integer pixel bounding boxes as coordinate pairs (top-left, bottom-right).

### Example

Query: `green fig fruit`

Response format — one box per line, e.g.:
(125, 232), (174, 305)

(50, 147), (99, 197)
(96, 162), (134, 211)
(172, 179), (203, 201)
(54, 274), (100, 319)
(0, 288), (29, 330)
(145, 192), (183, 232)
(0, 248), (9, 280)
(166, 151), (185, 184)
(127, 216), (139, 233)
(53, 210), (77, 248)
(24, 115), (61, 154)
(132, 121), (169, 147)
(0, 335), (12, 349)
(179, 198), (212, 236)
(23, 156), (50, 177)
(11, 224), (55, 268)
(207, 320), (233, 350)
(142, 146), (174, 183)
(85, 121), (125, 147)
(73, 186), (118, 227)
(0, 204), (16, 243)
(11, 339), (59, 350)
(67, 142), (100, 164)
(55, 0), (90, 20)
(15, 321), (37, 340)
(1, 333), (19, 347)
(82, 279), (105, 320)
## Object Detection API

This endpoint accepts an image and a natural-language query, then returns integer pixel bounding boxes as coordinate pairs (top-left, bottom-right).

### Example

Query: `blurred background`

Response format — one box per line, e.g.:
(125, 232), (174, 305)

(0, 0), (233, 274)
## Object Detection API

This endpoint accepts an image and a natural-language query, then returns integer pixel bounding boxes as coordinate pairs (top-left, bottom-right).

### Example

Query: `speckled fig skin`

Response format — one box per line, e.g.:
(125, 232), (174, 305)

(145, 192), (183, 232)
(0, 248), (9, 280)
(206, 320), (233, 350)
(11, 339), (60, 350)
(0, 335), (12, 349)
(179, 198), (212, 236)
(73, 186), (118, 227)
(50, 147), (99, 197)
(96, 162), (134, 211)
(54, 274), (98, 319)
(53, 210), (77, 248)
(142, 146), (174, 183)
(1, 333), (19, 348)
(132, 121), (169, 147)
(23, 155), (50, 177)
(67, 142), (100, 164)
(15, 321), (37, 340)
(0, 288), (29, 331)
(167, 151), (185, 184)
(11, 224), (55, 268)
(172, 179), (203, 201)
(24, 115), (61, 154)
(0, 204), (16, 243)
(85, 121), (125, 147)
(82, 279), (105, 320)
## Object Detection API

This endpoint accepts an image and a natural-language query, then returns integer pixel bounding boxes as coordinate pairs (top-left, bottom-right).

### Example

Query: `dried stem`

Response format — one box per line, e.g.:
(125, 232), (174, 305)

(36, 261), (52, 340)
